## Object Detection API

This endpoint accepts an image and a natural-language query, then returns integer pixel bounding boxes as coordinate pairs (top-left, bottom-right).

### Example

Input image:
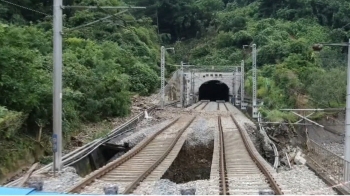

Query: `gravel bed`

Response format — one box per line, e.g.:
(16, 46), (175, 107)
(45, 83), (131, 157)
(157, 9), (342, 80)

(113, 119), (173, 147)
(204, 102), (218, 111)
(322, 142), (344, 157)
(133, 179), (212, 195)
(185, 116), (214, 146)
(79, 179), (129, 194)
(276, 165), (337, 195)
(27, 167), (82, 193)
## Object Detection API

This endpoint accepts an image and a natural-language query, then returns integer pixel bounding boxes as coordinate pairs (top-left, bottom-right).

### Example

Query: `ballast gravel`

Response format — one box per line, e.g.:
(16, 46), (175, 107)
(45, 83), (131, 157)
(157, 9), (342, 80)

(113, 119), (173, 147)
(185, 117), (214, 147)
(79, 180), (129, 195)
(276, 165), (337, 195)
(28, 167), (82, 193)
(133, 179), (212, 195)
(322, 142), (344, 157)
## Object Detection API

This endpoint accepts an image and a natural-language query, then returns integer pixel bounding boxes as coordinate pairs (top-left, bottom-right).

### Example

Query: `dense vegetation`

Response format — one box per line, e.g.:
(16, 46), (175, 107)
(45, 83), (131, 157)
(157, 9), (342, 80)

(0, 0), (348, 180)
(128, 0), (348, 120)
(0, 0), (165, 179)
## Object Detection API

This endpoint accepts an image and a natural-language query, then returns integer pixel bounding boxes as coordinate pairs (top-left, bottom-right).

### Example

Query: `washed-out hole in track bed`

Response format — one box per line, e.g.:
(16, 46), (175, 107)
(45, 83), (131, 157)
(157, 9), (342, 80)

(71, 120), (174, 177)
(161, 139), (214, 183)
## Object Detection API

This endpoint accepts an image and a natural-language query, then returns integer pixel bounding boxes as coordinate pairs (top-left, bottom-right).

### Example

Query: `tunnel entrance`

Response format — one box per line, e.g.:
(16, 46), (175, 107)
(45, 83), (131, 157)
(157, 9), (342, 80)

(199, 80), (229, 101)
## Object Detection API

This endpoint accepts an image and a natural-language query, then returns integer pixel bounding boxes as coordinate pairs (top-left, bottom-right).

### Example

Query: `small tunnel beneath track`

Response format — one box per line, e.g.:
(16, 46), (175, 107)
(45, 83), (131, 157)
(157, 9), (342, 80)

(198, 80), (229, 102)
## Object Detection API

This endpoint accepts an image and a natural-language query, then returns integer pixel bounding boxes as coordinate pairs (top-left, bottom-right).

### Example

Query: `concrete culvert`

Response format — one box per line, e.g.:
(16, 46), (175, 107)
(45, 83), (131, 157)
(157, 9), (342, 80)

(199, 80), (229, 102)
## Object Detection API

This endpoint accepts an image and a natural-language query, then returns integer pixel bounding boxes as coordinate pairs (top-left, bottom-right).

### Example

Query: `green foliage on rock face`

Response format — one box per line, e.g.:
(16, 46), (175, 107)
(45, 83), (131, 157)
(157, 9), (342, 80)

(0, 107), (26, 139)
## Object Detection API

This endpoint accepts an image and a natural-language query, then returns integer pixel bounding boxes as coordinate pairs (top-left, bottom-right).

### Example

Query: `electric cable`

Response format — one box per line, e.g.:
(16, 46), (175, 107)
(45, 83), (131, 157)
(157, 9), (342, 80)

(0, 0), (50, 16)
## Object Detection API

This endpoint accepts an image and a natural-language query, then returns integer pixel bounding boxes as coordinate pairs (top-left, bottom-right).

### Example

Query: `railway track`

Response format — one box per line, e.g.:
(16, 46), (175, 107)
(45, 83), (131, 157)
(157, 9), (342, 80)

(217, 101), (229, 111)
(67, 115), (196, 194)
(217, 114), (283, 195)
(193, 100), (210, 110)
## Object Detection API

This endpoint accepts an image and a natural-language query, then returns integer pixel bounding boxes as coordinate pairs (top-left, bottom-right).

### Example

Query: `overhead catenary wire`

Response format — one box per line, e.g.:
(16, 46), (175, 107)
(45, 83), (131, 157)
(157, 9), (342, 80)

(0, 0), (51, 16)
(64, 9), (128, 32)
(0, 0), (135, 33)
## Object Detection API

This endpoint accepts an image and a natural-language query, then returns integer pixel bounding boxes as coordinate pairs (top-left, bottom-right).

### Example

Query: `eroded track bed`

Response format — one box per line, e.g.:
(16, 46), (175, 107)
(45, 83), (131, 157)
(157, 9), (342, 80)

(67, 115), (196, 194)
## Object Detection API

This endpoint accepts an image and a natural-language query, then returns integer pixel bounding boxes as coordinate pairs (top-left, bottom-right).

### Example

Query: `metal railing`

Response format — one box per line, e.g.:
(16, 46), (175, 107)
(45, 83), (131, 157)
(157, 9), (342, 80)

(307, 138), (350, 190)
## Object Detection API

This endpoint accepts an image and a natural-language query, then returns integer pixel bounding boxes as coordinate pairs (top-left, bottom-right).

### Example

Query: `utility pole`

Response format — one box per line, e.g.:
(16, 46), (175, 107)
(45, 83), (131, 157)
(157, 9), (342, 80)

(160, 46), (174, 108)
(160, 46), (165, 108)
(241, 60), (245, 110)
(345, 38), (350, 183)
(53, 0), (63, 172)
(252, 44), (258, 118)
(180, 61), (184, 108)
(235, 66), (240, 105)
(174, 63), (194, 107)
(52, 2), (146, 172)
(190, 70), (195, 104)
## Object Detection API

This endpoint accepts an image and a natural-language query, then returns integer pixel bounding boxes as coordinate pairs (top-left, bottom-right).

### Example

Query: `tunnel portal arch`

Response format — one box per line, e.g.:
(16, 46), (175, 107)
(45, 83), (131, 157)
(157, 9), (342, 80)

(198, 80), (229, 101)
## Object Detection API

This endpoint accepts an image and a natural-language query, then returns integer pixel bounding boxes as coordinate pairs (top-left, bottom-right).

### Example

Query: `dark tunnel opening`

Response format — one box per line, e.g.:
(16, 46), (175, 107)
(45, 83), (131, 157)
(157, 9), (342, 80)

(199, 80), (229, 102)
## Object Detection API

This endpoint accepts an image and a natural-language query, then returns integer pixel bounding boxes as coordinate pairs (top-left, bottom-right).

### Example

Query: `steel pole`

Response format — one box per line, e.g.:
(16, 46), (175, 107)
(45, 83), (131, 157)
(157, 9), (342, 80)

(180, 61), (184, 108)
(160, 46), (165, 108)
(233, 67), (239, 105)
(252, 44), (258, 118)
(241, 60), (245, 110)
(344, 38), (350, 183)
(53, 0), (63, 171)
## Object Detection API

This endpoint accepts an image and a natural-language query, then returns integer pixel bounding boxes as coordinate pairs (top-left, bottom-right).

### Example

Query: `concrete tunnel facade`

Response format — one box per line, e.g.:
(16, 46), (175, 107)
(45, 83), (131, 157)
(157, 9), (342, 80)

(183, 72), (241, 106)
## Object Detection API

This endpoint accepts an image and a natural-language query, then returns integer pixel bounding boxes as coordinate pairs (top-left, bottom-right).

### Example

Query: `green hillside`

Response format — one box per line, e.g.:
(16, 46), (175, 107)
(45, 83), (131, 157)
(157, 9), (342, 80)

(129, 0), (348, 117)
(0, 0), (348, 182)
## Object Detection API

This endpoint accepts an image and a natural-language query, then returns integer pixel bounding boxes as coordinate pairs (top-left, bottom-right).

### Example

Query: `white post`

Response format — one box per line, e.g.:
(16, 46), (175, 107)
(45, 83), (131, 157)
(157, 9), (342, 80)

(241, 60), (245, 110)
(160, 46), (165, 108)
(344, 38), (350, 183)
(53, 0), (63, 171)
(180, 61), (184, 108)
(252, 44), (258, 118)
(235, 66), (240, 105)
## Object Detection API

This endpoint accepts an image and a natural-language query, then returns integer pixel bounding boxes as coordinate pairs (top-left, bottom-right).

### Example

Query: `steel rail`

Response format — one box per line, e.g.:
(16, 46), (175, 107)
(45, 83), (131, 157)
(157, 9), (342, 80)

(218, 116), (229, 195)
(201, 101), (210, 110)
(123, 116), (196, 194)
(66, 117), (181, 193)
(193, 101), (204, 109)
(223, 102), (229, 111)
(230, 114), (283, 195)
